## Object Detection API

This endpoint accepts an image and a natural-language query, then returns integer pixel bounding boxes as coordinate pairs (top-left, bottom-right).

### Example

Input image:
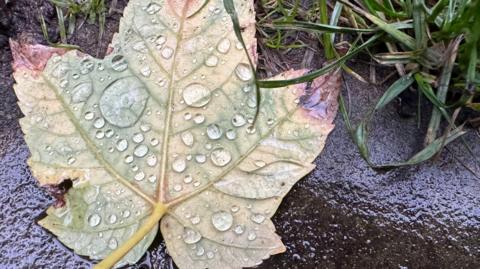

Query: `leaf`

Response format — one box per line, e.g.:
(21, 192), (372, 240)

(11, 0), (341, 268)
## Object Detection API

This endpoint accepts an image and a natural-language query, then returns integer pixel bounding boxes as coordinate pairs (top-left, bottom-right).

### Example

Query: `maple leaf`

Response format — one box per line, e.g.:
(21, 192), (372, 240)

(11, 0), (341, 268)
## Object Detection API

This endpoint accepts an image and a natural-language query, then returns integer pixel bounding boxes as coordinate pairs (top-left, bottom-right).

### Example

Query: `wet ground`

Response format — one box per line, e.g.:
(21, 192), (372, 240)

(1, 0), (480, 268)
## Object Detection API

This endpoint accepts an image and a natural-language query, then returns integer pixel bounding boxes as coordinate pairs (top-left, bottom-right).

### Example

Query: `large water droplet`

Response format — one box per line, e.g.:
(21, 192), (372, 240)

(88, 214), (101, 227)
(161, 47), (174, 59)
(146, 3), (161, 14)
(251, 213), (266, 224)
(183, 83), (211, 108)
(134, 145), (149, 157)
(206, 124), (222, 140)
(232, 114), (246, 127)
(205, 55), (219, 67)
(172, 158), (186, 173)
(71, 83), (93, 103)
(183, 228), (202, 244)
(217, 38), (231, 54)
(235, 63), (253, 81)
(99, 77), (149, 128)
(211, 211), (233, 231)
(111, 55), (128, 72)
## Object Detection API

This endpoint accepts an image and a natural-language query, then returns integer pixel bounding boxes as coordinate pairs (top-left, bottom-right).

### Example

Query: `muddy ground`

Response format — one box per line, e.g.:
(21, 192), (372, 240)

(1, 0), (480, 268)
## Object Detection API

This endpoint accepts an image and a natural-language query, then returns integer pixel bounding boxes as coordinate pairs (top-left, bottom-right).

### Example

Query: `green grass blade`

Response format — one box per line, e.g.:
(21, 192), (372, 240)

(374, 74), (415, 110)
(258, 33), (382, 88)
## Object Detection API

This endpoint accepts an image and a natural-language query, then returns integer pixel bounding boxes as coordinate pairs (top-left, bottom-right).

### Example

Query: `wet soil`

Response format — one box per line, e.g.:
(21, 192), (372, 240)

(1, 0), (480, 268)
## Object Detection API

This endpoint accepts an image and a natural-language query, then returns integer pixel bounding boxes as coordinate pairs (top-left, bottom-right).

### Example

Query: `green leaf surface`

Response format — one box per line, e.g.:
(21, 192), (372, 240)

(11, 0), (341, 268)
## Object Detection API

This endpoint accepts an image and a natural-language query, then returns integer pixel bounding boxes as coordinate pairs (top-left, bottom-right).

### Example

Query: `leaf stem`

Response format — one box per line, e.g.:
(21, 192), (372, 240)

(93, 203), (168, 269)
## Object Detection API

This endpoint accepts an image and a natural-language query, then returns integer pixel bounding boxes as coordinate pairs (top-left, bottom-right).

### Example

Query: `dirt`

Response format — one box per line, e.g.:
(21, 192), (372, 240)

(1, 0), (480, 268)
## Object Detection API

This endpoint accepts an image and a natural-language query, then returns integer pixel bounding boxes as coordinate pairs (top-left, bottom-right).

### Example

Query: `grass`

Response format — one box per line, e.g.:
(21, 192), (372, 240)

(255, 0), (480, 168)
(40, 0), (110, 51)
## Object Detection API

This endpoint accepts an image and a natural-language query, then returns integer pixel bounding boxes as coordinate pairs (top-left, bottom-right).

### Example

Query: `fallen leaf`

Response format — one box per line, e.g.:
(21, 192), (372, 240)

(11, 0), (341, 268)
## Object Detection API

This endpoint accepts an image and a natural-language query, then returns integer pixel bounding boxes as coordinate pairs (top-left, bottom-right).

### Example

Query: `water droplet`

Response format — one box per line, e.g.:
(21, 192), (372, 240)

(254, 160), (266, 167)
(150, 138), (159, 146)
(125, 155), (134, 163)
(105, 129), (114, 138)
(235, 63), (253, 81)
(183, 83), (211, 107)
(196, 246), (205, 256)
(267, 118), (275, 125)
(247, 232), (257, 241)
(67, 157), (76, 165)
(111, 55), (128, 72)
(193, 181), (201, 187)
(193, 114), (205, 124)
(146, 154), (157, 166)
(246, 125), (256, 134)
(140, 124), (151, 132)
(84, 111), (95, 121)
(225, 129), (236, 140)
(211, 211), (233, 231)
(80, 59), (94, 74)
(217, 38), (231, 54)
(247, 95), (257, 108)
(207, 251), (215, 259)
(71, 83), (93, 103)
(161, 47), (174, 59)
(134, 171), (145, 181)
(140, 66), (151, 77)
(184, 175), (193, 184)
(156, 35), (166, 45)
(195, 154), (206, 163)
(93, 118), (105, 129)
(134, 145), (149, 157)
(184, 112), (192, 120)
(183, 228), (201, 244)
(146, 2), (161, 14)
(116, 139), (128, 152)
(205, 55), (219, 67)
(210, 147), (232, 167)
(108, 214), (118, 224)
(122, 210), (131, 218)
(206, 124), (223, 140)
(95, 130), (105, 139)
(231, 205), (239, 213)
(108, 238), (118, 249)
(172, 158), (186, 173)
(234, 225), (244, 235)
(133, 133), (144, 143)
(173, 184), (182, 192)
(88, 214), (101, 227)
(251, 213), (266, 224)
(148, 175), (157, 183)
(59, 79), (68, 88)
(97, 63), (105, 71)
(236, 41), (244, 50)
(181, 131), (194, 147)
(232, 114), (246, 127)
(191, 215), (201, 225)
